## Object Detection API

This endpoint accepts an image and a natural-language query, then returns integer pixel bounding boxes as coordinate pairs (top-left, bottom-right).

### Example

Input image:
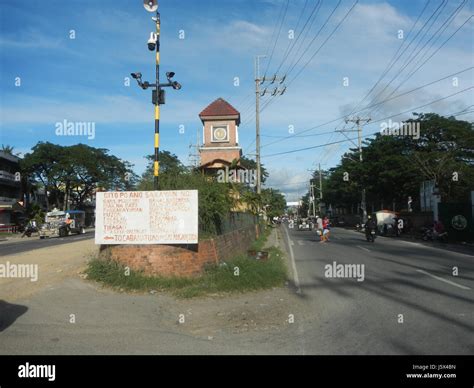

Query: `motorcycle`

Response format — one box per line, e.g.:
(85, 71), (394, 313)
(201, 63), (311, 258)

(421, 227), (448, 242)
(22, 224), (39, 237)
(366, 229), (376, 242)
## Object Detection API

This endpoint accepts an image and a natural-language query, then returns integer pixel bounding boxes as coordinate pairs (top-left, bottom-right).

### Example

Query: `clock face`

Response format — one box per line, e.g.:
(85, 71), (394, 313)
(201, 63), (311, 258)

(213, 126), (228, 141)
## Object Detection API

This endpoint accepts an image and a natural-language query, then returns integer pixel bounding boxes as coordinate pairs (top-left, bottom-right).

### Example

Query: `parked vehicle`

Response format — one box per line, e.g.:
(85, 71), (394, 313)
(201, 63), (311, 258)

(297, 218), (312, 231)
(421, 226), (448, 242)
(39, 210), (86, 239)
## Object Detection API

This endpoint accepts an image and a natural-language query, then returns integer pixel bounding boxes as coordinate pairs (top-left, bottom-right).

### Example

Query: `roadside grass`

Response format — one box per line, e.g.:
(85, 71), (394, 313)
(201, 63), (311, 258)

(85, 225), (287, 298)
(0, 232), (16, 237)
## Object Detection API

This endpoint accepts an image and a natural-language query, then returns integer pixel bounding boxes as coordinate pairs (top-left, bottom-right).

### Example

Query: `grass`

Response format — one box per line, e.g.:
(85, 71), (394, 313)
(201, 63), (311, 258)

(85, 225), (288, 298)
(0, 232), (16, 237)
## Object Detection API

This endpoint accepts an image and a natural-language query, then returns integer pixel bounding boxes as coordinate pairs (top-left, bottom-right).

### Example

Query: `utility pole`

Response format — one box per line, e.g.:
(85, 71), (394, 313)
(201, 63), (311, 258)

(308, 164), (323, 216)
(188, 127), (200, 168)
(319, 163), (323, 214)
(131, 0), (182, 190)
(255, 55), (265, 195)
(254, 55), (287, 195)
(338, 116), (371, 222)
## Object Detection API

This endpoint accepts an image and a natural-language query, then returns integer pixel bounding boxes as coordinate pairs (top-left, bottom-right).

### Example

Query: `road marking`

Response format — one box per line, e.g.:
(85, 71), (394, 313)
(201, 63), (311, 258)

(297, 240), (305, 246)
(283, 226), (301, 294)
(416, 269), (471, 290)
(357, 245), (371, 252)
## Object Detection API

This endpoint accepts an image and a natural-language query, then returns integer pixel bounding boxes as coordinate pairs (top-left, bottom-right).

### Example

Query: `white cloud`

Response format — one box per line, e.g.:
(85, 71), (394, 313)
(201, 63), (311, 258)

(0, 94), (206, 125)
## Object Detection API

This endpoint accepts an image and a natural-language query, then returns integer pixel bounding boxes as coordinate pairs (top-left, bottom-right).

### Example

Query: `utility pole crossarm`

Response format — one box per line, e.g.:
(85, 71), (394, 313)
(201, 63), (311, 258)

(254, 55), (287, 196)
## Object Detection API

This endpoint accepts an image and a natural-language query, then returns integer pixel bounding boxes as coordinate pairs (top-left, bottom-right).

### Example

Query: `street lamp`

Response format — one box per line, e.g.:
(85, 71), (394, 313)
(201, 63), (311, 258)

(130, 0), (182, 190)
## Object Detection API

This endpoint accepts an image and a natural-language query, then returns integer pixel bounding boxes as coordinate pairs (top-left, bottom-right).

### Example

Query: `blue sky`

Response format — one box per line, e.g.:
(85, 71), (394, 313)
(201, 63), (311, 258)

(1, 0), (473, 200)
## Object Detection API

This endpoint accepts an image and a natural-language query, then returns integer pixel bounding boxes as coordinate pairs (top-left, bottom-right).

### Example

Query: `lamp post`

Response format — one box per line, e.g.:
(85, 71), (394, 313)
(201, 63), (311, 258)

(131, 0), (182, 190)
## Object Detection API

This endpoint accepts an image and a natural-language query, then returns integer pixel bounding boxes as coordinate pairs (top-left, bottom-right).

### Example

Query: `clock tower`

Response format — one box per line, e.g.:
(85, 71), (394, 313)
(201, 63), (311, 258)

(198, 98), (242, 171)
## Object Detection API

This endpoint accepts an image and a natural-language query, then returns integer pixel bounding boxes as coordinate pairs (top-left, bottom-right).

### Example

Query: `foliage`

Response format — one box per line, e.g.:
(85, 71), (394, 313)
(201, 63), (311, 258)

(138, 151), (234, 236)
(86, 231), (287, 298)
(21, 142), (138, 210)
(317, 113), (474, 212)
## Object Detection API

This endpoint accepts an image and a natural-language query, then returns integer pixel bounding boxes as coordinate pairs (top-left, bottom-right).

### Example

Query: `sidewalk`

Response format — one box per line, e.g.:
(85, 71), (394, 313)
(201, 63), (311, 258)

(0, 233), (24, 242)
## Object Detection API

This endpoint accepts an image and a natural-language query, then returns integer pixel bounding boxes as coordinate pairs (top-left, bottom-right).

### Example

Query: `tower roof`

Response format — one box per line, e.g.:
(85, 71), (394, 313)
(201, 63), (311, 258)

(199, 98), (240, 124)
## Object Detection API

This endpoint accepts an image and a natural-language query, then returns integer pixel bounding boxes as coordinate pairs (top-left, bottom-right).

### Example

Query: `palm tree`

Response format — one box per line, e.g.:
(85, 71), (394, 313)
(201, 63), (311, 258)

(1, 144), (21, 156)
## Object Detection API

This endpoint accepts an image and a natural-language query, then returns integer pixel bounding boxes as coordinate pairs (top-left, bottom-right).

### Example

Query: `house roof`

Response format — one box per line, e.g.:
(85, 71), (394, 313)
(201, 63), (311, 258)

(199, 98), (240, 124)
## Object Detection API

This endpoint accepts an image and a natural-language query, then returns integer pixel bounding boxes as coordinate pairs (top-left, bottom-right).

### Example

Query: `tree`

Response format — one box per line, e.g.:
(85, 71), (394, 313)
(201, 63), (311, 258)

(21, 142), (138, 210)
(403, 113), (474, 202)
(261, 188), (286, 218)
(315, 113), (474, 213)
(1, 144), (20, 156)
(138, 150), (187, 191)
(137, 151), (234, 236)
(238, 155), (268, 184)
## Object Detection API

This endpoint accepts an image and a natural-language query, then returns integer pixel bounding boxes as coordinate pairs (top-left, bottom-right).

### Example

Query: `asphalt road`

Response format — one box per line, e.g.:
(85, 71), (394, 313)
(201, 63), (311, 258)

(282, 225), (474, 354)
(0, 225), (472, 354)
(0, 232), (94, 256)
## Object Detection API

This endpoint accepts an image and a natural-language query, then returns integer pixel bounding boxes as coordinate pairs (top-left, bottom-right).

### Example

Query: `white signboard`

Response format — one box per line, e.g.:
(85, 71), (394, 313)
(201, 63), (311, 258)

(95, 190), (198, 245)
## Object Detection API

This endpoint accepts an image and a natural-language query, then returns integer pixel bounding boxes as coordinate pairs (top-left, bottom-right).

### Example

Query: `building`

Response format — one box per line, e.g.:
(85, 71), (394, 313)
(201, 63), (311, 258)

(198, 98), (242, 171)
(0, 151), (23, 225)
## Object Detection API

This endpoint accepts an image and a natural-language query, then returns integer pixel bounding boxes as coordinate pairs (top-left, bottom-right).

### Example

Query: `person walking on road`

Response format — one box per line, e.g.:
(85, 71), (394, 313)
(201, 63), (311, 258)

(320, 216), (331, 243)
(316, 215), (323, 241)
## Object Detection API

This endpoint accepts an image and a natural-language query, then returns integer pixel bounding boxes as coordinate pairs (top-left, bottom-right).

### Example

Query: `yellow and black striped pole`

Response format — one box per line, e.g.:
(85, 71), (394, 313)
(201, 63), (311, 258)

(153, 12), (160, 190)
(154, 12), (161, 190)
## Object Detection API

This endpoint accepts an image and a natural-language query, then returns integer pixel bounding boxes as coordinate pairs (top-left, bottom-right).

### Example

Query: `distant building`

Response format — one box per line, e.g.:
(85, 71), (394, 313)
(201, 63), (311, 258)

(0, 151), (23, 225)
(198, 97), (242, 171)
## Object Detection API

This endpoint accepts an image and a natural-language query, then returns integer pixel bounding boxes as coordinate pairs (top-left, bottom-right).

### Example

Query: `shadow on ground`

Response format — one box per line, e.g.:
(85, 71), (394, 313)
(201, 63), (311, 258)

(0, 300), (28, 332)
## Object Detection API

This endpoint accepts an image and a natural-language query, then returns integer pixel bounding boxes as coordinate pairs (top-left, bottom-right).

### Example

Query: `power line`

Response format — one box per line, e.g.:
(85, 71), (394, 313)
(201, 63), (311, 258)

(332, 0), (432, 134)
(258, 0), (359, 117)
(263, 0), (290, 78)
(284, 0), (343, 78)
(370, 10), (472, 119)
(306, 0), (435, 159)
(273, 0), (322, 76)
(261, 86), (473, 158)
(258, 66), (473, 150)
(261, 130), (335, 139)
(341, 2), (469, 139)
(366, 0), (466, 118)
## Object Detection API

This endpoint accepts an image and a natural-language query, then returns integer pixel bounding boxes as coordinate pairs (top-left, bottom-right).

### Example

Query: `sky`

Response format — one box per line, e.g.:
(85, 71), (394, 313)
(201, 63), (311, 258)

(0, 0), (473, 201)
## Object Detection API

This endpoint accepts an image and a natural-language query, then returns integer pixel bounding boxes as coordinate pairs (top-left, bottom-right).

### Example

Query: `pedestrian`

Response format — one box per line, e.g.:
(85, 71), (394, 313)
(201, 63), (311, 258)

(316, 215), (323, 241)
(320, 216), (331, 243)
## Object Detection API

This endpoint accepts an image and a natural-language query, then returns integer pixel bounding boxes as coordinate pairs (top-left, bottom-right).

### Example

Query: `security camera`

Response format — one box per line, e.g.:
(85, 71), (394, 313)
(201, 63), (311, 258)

(166, 71), (175, 80)
(147, 32), (157, 51)
(131, 72), (142, 79)
(172, 81), (182, 90)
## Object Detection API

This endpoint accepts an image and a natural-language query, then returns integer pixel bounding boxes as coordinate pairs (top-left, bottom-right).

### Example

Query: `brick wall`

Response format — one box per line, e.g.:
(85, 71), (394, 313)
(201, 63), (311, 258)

(99, 224), (260, 277)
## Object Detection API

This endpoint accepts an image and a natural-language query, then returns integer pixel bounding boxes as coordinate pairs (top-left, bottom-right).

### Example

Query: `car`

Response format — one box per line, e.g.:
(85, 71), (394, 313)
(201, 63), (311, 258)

(297, 218), (312, 231)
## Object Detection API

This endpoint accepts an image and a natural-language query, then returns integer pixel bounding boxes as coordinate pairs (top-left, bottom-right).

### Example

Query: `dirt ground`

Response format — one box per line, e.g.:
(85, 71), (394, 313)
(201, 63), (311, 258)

(1, 228), (305, 340)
